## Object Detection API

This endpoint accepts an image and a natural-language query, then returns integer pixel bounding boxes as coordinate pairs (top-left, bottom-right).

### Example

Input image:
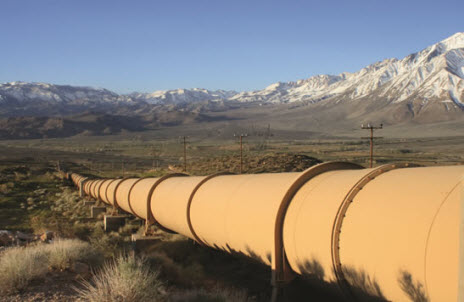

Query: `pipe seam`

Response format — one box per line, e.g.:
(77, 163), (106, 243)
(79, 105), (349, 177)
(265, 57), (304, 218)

(127, 177), (151, 219)
(112, 177), (132, 210)
(147, 173), (188, 233)
(95, 179), (108, 201)
(186, 172), (234, 245)
(273, 161), (364, 286)
(103, 179), (120, 205)
(330, 162), (419, 299)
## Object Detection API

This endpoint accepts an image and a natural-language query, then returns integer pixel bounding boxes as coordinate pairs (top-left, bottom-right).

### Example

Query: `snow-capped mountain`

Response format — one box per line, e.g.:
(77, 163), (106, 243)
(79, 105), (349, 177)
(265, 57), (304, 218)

(231, 32), (464, 110)
(1, 32), (463, 122)
(128, 88), (236, 105)
(0, 82), (237, 116)
(0, 81), (141, 116)
(0, 81), (124, 104)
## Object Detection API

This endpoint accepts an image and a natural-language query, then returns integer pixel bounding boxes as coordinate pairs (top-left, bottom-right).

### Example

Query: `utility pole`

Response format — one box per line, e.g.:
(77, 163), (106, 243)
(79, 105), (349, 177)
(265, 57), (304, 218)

(179, 136), (188, 172)
(183, 136), (187, 172)
(234, 133), (248, 174)
(361, 123), (383, 168)
(151, 145), (161, 170)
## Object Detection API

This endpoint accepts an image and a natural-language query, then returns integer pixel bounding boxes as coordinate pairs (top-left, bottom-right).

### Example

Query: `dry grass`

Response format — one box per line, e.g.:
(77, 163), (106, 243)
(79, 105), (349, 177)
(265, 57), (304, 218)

(89, 222), (132, 258)
(0, 245), (48, 294)
(0, 239), (101, 295)
(77, 255), (165, 302)
(47, 238), (102, 270)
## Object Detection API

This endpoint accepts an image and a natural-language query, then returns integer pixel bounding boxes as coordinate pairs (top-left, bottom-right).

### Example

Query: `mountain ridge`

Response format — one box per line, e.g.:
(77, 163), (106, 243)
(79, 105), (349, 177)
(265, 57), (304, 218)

(1, 33), (463, 139)
(1, 32), (463, 111)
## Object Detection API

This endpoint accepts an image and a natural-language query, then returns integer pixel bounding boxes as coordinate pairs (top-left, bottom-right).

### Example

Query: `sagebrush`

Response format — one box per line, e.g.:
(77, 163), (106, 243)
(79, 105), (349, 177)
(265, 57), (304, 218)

(77, 255), (165, 302)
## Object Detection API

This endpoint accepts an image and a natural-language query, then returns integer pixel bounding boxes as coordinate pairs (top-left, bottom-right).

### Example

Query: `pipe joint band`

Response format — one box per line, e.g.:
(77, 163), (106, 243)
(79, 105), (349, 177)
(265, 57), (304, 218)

(331, 163), (420, 298)
(186, 172), (234, 246)
(147, 173), (188, 233)
(273, 161), (364, 285)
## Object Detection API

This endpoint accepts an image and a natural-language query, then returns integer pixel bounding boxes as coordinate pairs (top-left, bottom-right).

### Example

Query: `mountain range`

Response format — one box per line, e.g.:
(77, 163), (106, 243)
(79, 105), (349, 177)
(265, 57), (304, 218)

(1, 32), (463, 139)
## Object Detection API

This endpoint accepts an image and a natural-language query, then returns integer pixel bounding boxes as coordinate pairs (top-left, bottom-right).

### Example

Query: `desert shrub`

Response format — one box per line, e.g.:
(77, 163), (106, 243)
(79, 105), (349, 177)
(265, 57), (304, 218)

(118, 223), (141, 236)
(89, 223), (131, 258)
(46, 238), (102, 270)
(148, 252), (205, 288)
(0, 239), (102, 296)
(77, 255), (165, 302)
(169, 287), (253, 302)
(0, 246), (48, 294)
(30, 211), (93, 240)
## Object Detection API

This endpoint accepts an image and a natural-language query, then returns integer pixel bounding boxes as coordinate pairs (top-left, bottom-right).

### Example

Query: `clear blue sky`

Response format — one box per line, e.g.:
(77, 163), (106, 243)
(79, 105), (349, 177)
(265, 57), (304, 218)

(0, 0), (462, 93)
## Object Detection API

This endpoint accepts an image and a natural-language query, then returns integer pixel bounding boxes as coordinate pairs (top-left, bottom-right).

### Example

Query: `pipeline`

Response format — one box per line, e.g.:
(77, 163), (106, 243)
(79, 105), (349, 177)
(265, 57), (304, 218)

(68, 162), (464, 302)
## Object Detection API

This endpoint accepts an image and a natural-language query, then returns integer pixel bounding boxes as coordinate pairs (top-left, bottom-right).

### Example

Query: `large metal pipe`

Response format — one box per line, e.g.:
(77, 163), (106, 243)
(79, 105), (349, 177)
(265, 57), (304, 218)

(69, 163), (464, 301)
(106, 179), (124, 207)
(114, 178), (139, 215)
(94, 179), (108, 201)
(151, 175), (206, 236)
(87, 180), (97, 197)
(84, 180), (94, 196)
(336, 165), (464, 301)
(92, 179), (105, 199)
(99, 179), (117, 205)
(189, 173), (301, 265)
(128, 178), (160, 219)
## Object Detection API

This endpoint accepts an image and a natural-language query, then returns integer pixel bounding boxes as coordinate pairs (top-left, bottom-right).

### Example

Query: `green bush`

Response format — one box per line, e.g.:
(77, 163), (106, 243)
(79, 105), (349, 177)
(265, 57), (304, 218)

(77, 255), (165, 302)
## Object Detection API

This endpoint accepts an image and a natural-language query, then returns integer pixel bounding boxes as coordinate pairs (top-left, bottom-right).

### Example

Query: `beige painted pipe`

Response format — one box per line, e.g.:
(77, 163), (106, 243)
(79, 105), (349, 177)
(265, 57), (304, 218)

(150, 175), (206, 237)
(89, 179), (99, 198)
(85, 180), (94, 196)
(91, 180), (100, 198)
(283, 164), (464, 302)
(96, 179), (106, 198)
(71, 173), (81, 186)
(283, 168), (375, 281)
(99, 179), (117, 205)
(106, 179), (124, 207)
(86, 180), (93, 196)
(338, 165), (464, 301)
(85, 180), (96, 196)
(94, 179), (107, 201)
(129, 174), (187, 222)
(67, 165), (464, 302)
(114, 178), (139, 215)
(189, 173), (302, 265)
(82, 179), (88, 194)
(128, 178), (160, 219)
(90, 179), (99, 198)
(97, 179), (113, 204)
